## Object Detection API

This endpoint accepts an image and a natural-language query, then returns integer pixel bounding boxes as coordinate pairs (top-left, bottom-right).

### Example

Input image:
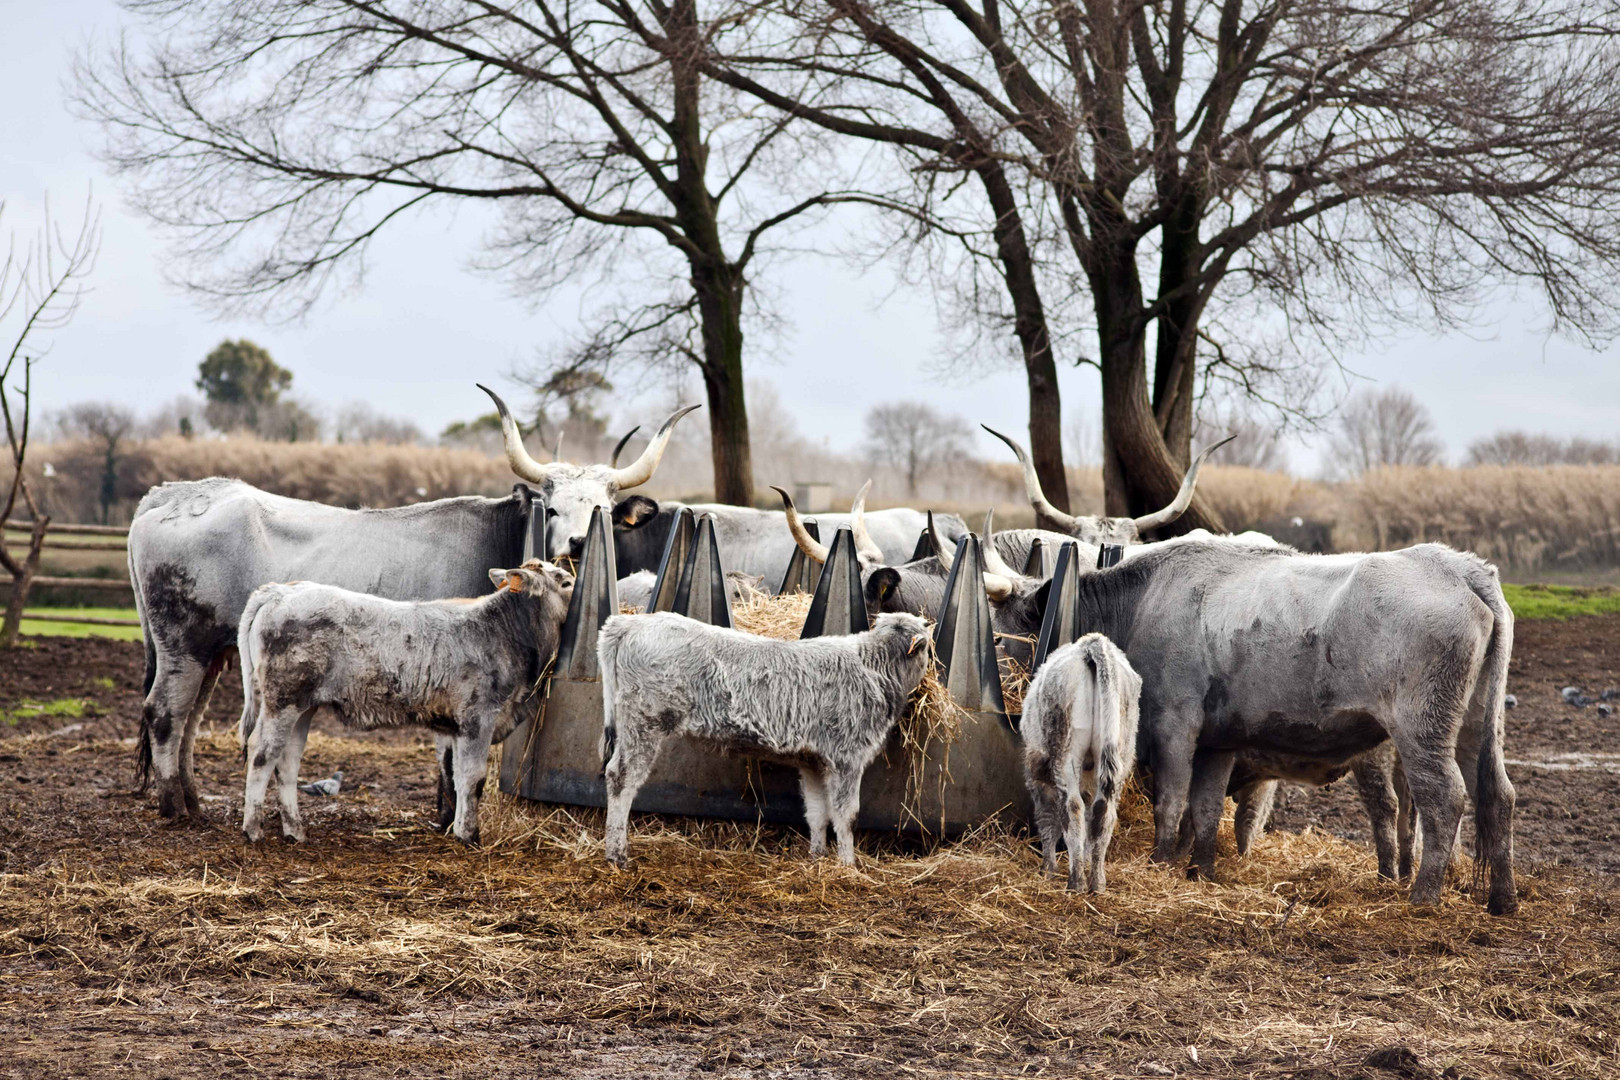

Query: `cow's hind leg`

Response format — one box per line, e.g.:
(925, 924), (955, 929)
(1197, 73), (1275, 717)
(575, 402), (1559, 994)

(1148, 719), (1198, 865)
(825, 767), (863, 867)
(449, 721), (495, 846)
(1185, 750), (1236, 881)
(799, 768), (830, 859)
(602, 725), (659, 867)
(144, 657), (209, 820)
(1354, 746), (1402, 880)
(176, 653), (230, 816)
(1395, 763), (1416, 882)
(1028, 776), (1066, 876)
(434, 735), (457, 833)
(1061, 787), (1088, 892)
(1395, 737), (1467, 907)
(243, 707), (296, 843)
(274, 710), (313, 843)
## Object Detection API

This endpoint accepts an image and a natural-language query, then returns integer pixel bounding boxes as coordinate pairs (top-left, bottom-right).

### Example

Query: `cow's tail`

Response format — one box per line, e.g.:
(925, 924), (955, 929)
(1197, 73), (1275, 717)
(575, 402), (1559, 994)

(129, 523), (157, 790)
(1466, 565), (1517, 914)
(1080, 638), (1126, 837)
(598, 626), (620, 771)
(236, 586), (276, 760)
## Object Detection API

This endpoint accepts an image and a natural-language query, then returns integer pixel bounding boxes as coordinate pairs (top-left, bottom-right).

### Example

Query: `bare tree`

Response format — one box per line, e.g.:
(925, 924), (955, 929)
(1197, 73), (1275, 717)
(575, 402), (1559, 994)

(332, 403), (425, 446)
(1196, 413), (1290, 473)
(56, 403), (137, 524)
(863, 401), (972, 496)
(77, 0), (867, 506)
(714, 0), (1620, 530)
(0, 195), (101, 647)
(1467, 431), (1617, 466)
(1325, 388), (1444, 478)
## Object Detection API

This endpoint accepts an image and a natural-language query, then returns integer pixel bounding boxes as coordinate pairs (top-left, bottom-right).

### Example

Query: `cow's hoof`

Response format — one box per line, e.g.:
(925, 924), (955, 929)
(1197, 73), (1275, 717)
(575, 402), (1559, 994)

(1488, 893), (1519, 917)
(456, 830), (481, 848)
(242, 829), (264, 844)
(606, 853), (627, 869)
(1186, 864), (1215, 882)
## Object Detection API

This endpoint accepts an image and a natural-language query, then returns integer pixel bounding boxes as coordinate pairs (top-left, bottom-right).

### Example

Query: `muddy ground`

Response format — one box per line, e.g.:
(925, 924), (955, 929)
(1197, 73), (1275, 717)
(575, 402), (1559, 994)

(1, 618), (1617, 1078)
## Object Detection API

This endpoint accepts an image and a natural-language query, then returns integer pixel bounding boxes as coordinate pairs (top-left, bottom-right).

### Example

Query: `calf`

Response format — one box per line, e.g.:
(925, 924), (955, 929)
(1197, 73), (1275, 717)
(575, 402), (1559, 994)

(237, 564), (571, 845)
(598, 611), (932, 866)
(1020, 634), (1142, 892)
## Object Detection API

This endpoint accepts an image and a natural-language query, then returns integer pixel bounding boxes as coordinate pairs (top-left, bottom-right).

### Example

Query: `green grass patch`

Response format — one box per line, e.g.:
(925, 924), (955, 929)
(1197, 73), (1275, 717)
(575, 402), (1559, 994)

(1, 697), (89, 727)
(17, 607), (143, 642)
(1502, 583), (1620, 621)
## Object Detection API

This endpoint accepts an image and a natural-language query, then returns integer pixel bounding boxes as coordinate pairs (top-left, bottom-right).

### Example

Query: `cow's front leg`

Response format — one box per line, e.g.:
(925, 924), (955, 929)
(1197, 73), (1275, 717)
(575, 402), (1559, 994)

(798, 767), (830, 859)
(449, 721), (494, 846)
(1148, 720), (1199, 865)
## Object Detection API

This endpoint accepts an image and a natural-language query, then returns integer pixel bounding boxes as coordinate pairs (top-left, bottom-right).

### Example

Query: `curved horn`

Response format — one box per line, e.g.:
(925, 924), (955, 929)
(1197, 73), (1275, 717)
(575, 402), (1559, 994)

(479, 383), (555, 484)
(982, 425), (1080, 533)
(1131, 434), (1237, 532)
(978, 508), (1023, 580)
(925, 510), (948, 565)
(553, 430), (564, 463)
(849, 479), (885, 564)
(771, 485), (830, 565)
(611, 404), (702, 490)
(609, 425), (641, 468)
(983, 571), (1014, 602)
(935, 528), (1012, 600)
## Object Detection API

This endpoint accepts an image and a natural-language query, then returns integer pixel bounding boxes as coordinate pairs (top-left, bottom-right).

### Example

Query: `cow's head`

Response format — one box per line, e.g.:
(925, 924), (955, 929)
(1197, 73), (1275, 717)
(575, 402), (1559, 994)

(773, 483), (1021, 624)
(981, 426), (1233, 543)
(480, 384), (698, 561)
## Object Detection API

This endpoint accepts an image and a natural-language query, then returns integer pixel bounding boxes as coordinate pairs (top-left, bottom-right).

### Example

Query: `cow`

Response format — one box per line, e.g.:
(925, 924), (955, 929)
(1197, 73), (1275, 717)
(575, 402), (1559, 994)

(237, 563), (572, 845)
(128, 389), (694, 821)
(1020, 634), (1142, 893)
(598, 611), (933, 867)
(1063, 536), (1516, 913)
(982, 426), (1233, 543)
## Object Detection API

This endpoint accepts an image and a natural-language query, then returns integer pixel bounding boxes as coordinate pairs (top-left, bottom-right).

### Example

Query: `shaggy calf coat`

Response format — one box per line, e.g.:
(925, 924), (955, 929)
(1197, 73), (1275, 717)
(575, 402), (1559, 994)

(598, 611), (932, 866)
(237, 565), (570, 845)
(1020, 634), (1142, 892)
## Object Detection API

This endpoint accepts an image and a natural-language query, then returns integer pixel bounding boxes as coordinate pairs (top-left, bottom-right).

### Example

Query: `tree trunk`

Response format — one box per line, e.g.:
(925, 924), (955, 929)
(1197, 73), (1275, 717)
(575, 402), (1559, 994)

(1, 517), (48, 648)
(1089, 241), (1223, 534)
(1152, 199), (1205, 470)
(693, 259), (755, 505)
(979, 162), (1070, 512)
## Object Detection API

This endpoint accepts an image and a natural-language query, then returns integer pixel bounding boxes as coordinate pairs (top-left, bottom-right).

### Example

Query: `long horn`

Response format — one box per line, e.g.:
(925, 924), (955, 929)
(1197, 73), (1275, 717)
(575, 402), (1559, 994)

(982, 425), (1080, 533)
(935, 527), (1013, 600)
(771, 485), (830, 565)
(553, 430), (564, 463)
(978, 508), (1023, 580)
(925, 510), (948, 565)
(849, 479), (885, 564)
(609, 425), (641, 468)
(611, 405), (701, 490)
(479, 383), (556, 484)
(1132, 434), (1237, 532)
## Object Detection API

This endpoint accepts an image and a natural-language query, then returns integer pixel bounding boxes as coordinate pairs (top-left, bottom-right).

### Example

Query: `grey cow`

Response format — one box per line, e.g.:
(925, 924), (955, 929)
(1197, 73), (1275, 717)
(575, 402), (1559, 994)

(1020, 634), (1142, 893)
(129, 390), (693, 821)
(598, 611), (933, 866)
(237, 564), (572, 845)
(1068, 536), (1516, 913)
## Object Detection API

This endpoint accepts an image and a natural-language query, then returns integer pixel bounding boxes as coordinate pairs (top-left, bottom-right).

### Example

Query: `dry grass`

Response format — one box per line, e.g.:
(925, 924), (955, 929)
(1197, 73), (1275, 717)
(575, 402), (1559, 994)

(2, 728), (1615, 1078)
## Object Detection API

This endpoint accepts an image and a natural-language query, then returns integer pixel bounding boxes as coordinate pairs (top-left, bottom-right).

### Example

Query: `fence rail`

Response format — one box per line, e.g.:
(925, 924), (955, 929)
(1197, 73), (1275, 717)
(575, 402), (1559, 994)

(4, 518), (137, 634)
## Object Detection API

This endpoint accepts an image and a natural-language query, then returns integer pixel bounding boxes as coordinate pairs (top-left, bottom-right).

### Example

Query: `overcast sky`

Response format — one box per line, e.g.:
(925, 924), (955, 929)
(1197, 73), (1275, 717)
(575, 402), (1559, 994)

(5, 0), (1619, 476)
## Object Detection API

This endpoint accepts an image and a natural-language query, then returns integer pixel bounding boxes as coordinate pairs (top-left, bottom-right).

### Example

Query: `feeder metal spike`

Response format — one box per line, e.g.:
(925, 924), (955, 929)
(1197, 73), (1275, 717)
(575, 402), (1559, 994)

(672, 513), (734, 628)
(552, 505), (619, 681)
(1032, 541), (1083, 676)
(933, 533), (1007, 718)
(800, 527), (869, 638)
(649, 507), (697, 613)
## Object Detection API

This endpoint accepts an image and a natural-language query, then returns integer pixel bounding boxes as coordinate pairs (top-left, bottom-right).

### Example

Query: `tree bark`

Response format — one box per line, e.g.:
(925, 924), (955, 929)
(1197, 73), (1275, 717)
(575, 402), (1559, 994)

(1, 517), (48, 648)
(693, 258), (755, 505)
(979, 162), (1070, 513)
(1151, 201), (1206, 471)
(1088, 238), (1223, 534)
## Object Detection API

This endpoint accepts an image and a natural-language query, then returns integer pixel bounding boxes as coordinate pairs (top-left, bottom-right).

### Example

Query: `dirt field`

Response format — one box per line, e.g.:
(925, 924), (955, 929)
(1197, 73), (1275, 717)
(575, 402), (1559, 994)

(2, 619), (1618, 1078)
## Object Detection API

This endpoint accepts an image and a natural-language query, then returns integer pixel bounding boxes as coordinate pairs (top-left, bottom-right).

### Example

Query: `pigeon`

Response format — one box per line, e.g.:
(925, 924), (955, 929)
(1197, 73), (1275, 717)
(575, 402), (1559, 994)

(298, 770), (343, 797)
(1603, 688), (1620, 702)
(1601, 704), (1615, 719)
(1561, 686), (1584, 702)
(1503, 694), (1517, 710)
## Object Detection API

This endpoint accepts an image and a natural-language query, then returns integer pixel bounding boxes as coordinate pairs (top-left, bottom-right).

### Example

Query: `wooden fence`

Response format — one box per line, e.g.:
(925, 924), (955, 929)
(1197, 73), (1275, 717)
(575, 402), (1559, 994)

(2, 519), (140, 627)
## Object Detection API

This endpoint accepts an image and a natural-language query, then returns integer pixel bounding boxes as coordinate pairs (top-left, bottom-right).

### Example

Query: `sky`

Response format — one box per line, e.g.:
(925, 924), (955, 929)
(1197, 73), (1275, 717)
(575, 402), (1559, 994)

(5, 1), (1619, 476)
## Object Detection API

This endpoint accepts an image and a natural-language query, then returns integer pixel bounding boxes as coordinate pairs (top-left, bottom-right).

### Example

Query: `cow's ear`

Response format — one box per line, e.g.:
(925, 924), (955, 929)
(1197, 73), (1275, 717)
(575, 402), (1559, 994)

(1033, 577), (1053, 614)
(865, 567), (901, 607)
(489, 568), (508, 589)
(612, 495), (659, 530)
